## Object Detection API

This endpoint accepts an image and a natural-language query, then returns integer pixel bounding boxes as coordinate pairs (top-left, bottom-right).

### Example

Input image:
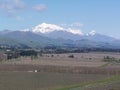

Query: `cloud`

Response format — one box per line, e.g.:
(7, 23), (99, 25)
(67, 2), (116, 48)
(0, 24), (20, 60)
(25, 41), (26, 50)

(0, 0), (47, 18)
(0, 0), (25, 15)
(33, 4), (47, 12)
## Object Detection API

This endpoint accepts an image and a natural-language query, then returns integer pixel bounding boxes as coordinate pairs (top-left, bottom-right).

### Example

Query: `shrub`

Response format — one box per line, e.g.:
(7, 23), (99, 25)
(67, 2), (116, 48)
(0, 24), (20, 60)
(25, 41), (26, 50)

(68, 54), (74, 58)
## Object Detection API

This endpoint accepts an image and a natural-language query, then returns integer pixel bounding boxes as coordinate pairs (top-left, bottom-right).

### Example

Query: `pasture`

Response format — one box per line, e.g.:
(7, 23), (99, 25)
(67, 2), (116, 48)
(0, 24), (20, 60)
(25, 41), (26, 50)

(0, 72), (115, 90)
(3, 52), (120, 67)
(0, 52), (120, 90)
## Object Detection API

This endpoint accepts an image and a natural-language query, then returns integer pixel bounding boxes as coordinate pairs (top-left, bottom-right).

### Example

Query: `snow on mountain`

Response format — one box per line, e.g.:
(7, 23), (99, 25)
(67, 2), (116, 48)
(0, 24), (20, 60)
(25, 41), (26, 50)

(32, 23), (84, 35)
(0, 24), (120, 49)
(86, 30), (96, 36)
(67, 28), (84, 36)
(89, 30), (96, 36)
(32, 23), (64, 33)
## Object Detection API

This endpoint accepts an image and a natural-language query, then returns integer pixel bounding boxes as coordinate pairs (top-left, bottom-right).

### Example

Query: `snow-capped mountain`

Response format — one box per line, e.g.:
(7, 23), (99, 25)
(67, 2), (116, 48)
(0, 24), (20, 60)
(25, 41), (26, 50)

(32, 23), (84, 36)
(44, 30), (83, 40)
(0, 23), (120, 49)
(24, 23), (118, 42)
(32, 23), (64, 33)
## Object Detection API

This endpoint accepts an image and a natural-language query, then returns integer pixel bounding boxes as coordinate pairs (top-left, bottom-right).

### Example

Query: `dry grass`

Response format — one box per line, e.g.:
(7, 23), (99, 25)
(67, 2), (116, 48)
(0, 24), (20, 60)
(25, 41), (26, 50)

(2, 52), (113, 67)
(0, 52), (120, 90)
(0, 72), (110, 90)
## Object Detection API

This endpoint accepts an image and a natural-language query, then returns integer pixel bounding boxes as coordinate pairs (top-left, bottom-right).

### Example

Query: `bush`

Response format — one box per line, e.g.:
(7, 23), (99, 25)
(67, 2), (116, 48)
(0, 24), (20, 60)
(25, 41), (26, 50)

(103, 56), (120, 63)
(68, 54), (74, 58)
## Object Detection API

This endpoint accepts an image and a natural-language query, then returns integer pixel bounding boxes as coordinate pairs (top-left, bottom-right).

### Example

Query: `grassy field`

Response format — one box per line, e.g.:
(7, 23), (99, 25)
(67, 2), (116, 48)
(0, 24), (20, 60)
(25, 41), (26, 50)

(0, 72), (113, 90)
(3, 52), (120, 67)
(0, 52), (120, 90)
(55, 75), (120, 90)
(1, 52), (120, 67)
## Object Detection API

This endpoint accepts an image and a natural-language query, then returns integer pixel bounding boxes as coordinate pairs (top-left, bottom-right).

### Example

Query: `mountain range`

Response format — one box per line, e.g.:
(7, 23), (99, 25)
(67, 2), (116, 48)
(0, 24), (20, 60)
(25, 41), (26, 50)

(0, 23), (120, 49)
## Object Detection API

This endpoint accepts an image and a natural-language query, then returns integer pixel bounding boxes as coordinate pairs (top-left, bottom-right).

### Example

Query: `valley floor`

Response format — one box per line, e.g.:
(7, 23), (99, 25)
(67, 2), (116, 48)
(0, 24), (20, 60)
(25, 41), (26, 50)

(0, 52), (120, 90)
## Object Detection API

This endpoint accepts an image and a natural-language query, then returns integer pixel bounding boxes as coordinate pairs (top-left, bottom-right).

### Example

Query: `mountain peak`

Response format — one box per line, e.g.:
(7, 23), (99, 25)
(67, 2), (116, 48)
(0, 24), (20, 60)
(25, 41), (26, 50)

(32, 23), (64, 33)
(32, 23), (84, 36)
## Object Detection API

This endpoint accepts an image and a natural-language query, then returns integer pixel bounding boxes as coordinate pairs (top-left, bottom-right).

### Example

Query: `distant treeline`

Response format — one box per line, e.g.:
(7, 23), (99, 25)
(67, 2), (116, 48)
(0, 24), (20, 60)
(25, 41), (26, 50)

(1, 43), (120, 53)
(2, 47), (120, 60)
(42, 48), (120, 54)
(19, 50), (38, 56)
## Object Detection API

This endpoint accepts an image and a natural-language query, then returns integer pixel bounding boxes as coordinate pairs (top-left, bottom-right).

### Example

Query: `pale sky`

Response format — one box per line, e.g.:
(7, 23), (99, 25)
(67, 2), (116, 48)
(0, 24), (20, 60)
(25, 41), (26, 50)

(0, 0), (120, 38)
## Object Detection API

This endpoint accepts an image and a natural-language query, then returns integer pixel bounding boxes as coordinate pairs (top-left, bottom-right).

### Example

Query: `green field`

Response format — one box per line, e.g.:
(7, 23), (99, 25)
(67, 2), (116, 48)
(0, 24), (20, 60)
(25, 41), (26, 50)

(55, 75), (120, 90)
(0, 72), (113, 90)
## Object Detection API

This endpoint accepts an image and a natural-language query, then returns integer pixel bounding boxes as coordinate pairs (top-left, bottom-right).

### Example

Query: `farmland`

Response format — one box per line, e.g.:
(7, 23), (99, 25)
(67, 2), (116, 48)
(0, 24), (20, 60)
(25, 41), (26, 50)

(0, 52), (120, 90)
(0, 72), (113, 90)
(3, 52), (120, 67)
